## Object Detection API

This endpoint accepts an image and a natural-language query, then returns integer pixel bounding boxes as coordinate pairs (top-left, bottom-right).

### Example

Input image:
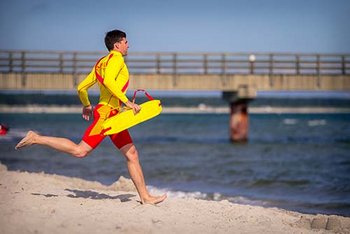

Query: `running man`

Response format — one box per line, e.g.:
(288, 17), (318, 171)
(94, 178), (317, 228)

(15, 29), (167, 205)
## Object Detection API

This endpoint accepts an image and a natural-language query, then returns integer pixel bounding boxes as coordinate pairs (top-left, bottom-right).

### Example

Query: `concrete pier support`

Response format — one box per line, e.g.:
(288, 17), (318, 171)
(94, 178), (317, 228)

(223, 90), (254, 142)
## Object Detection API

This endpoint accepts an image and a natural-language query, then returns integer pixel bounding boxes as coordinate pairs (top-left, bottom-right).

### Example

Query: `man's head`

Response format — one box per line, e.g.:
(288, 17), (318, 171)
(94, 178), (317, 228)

(104, 30), (129, 56)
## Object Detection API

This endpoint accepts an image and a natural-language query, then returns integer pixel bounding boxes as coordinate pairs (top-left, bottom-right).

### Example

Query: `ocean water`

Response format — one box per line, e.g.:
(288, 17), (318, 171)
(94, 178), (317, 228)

(0, 112), (349, 217)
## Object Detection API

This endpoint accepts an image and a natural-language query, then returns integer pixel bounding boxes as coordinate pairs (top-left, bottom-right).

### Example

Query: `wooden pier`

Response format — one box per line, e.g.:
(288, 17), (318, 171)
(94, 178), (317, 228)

(1, 50), (349, 141)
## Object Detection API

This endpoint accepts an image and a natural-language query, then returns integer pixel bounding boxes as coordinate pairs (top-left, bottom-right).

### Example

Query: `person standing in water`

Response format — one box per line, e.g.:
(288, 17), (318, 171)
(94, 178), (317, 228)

(15, 29), (167, 205)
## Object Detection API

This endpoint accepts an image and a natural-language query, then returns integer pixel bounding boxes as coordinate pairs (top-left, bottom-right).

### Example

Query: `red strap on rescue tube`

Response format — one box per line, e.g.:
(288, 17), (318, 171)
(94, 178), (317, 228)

(132, 89), (154, 102)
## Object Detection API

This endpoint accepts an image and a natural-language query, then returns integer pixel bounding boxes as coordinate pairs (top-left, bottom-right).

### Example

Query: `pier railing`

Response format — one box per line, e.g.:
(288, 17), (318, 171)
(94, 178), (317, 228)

(0, 50), (349, 75)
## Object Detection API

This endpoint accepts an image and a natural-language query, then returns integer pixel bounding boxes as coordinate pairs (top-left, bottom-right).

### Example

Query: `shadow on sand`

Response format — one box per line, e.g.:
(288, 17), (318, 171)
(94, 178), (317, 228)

(31, 189), (135, 203)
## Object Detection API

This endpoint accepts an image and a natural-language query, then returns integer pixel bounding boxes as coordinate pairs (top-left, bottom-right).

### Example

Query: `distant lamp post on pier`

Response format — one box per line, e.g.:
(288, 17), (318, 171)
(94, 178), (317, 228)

(249, 54), (256, 74)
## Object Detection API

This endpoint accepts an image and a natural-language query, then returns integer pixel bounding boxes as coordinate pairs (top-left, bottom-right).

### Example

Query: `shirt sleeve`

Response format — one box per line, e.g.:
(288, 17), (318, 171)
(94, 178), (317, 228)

(77, 69), (97, 106)
(103, 56), (129, 104)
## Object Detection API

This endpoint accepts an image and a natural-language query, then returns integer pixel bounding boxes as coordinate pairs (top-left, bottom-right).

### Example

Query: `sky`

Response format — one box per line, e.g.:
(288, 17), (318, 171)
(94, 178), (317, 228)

(1, 0), (350, 54)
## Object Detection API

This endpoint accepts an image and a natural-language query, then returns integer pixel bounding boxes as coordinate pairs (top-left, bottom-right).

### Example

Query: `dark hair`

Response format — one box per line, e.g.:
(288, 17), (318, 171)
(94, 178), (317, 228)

(104, 30), (126, 51)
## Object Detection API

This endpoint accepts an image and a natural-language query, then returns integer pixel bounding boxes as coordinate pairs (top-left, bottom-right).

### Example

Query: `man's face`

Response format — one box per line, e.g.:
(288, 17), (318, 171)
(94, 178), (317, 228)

(115, 37), (129, 56)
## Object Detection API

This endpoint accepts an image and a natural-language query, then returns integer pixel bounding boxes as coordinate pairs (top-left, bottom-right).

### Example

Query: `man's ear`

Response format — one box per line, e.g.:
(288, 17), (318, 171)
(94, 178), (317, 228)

(113, 42), (119, 50)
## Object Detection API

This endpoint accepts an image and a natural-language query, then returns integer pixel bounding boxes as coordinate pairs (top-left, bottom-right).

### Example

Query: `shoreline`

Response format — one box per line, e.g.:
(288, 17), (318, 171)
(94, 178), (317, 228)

(1, 104), (350, 114)
(1, 163), (349, 233)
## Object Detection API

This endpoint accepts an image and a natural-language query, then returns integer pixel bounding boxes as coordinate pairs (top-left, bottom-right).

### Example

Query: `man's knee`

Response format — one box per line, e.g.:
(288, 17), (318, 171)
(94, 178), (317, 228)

(73, 148), (89, 158)
(73, 143), (92, 158)
(122, 145), (139, 162)
(127, 148), (139, 162)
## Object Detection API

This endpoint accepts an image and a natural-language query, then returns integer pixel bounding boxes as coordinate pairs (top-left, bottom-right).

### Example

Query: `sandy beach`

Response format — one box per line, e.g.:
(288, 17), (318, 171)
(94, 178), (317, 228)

(0, 163), (349, 234)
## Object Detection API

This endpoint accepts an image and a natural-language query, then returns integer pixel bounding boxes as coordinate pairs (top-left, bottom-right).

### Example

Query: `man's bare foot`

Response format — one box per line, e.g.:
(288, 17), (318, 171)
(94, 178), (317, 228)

(142, 194), (167, 205)
(15, 131), (38, 150)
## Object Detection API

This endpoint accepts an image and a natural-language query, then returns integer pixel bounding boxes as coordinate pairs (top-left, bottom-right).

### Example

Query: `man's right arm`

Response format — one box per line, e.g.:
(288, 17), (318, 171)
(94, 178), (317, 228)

(103, 58), (141, 114)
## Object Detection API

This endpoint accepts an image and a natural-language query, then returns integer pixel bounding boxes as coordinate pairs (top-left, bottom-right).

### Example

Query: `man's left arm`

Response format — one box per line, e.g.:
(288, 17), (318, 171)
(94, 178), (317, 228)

(77, 69), (97, 121)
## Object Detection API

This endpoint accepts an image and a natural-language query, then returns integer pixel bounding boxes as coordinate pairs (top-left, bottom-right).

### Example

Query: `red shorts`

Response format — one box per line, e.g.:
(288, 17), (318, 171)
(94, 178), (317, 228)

(82, 104), (133, 149)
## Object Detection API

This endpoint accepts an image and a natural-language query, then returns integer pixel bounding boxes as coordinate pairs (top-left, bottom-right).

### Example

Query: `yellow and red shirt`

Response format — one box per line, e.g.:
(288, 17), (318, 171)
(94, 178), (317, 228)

(77, 50), (129, 109)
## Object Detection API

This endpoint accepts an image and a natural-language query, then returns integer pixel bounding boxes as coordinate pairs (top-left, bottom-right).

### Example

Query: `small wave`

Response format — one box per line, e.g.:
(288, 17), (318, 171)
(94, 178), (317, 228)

(251, 179), (310, 187)
(136, 136), (229, 144)
(226, 196), (271, 207)
(283, 119), (298, 125)
(250, 134), (350, 144)
(308, 119), (327, 127)
(147, 186), (270, 207)
(147, 186), (208, 200)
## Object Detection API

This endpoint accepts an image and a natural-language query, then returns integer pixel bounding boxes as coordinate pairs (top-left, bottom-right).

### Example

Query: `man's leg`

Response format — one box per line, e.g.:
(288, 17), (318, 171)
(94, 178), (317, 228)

(15, 131), (93, 158)
(120, 143), (167, 205)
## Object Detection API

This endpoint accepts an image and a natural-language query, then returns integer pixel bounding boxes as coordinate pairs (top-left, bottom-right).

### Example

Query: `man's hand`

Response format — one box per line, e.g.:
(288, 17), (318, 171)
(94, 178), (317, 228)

(125, 100), (141, 115)
(82, 105), (93, 121)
